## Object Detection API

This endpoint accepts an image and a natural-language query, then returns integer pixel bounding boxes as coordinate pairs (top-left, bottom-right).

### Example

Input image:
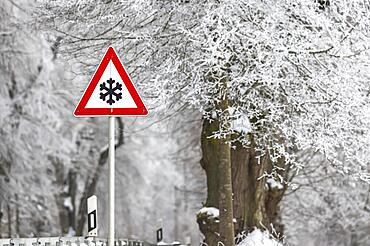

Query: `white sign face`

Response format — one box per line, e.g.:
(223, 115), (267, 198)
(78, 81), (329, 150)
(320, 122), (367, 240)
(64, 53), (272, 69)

(87, 195), (98, 237)
(85, 61), (138, 109)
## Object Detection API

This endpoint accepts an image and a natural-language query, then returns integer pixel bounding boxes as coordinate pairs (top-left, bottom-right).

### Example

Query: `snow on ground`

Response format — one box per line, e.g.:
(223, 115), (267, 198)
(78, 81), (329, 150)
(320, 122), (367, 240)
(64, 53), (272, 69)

(66, 226), (76, 237)
(157, 242), (168, 245)
(237, 229), (282, 246)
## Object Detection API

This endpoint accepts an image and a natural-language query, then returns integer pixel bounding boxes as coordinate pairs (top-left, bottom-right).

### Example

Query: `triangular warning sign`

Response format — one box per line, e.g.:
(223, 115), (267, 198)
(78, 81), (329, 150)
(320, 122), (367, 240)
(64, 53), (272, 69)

(74, 47), (148, 117)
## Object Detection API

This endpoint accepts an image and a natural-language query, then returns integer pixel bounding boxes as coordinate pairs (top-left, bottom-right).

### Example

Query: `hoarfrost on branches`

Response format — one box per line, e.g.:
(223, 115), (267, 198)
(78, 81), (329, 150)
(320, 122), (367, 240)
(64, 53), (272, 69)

(166, 1), (370, 181)
(35, 0), (370, 182)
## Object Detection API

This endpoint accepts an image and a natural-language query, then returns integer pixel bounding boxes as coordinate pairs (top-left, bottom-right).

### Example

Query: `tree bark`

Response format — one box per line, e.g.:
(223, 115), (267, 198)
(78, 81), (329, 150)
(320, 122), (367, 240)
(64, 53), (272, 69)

(15, 194), (19, 237)
(231, 138), (267, 235)
(7, 203), (11, 238)
(67, 170), (77, 232)
(217, 86), (235, 246)
(198, 120), (235, 246)
(198, 120), (287, 244)
(198, 119), (221, 246)
(218, 135), (235, 246)
(0, 200), (2, 238)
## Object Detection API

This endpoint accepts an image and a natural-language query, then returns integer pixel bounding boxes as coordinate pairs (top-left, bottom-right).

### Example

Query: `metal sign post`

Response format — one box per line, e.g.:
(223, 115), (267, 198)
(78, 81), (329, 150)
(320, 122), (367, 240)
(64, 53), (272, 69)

(108, 116), (115, 246)
(73, 47), (148, 245)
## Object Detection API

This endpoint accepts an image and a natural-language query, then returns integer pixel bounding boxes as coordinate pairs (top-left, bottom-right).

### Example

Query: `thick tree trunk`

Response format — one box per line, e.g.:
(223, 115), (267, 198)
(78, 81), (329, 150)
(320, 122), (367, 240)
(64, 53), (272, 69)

(217, 98), (235, 246)
(198, 118), (235, 246)
(198, 119), (286, 244)
(231, 139), (267, 235)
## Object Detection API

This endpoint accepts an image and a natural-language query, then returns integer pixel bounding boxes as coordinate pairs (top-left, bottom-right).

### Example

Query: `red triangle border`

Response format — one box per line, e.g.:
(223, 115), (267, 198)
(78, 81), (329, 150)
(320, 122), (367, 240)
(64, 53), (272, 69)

(74, 47), (148, 117)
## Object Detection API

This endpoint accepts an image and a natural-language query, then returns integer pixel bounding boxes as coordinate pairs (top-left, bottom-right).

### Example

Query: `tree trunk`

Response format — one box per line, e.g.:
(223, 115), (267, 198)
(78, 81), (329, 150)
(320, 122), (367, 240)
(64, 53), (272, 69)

(231, 138), (267, 235)
(198, 120), (286, 244)
(52, 156), (78, 235)
(67, 169), (77, 233)
(198, 117), (235, 246)
(7, 204), (11, 238)
(198, 118), (221, 246)
(218, 134), (235, 246)
(0, 200), (3, 238)
(217, 91), (235, 246)
(264, 156), (286, 235)
(15, 194), (19, 237)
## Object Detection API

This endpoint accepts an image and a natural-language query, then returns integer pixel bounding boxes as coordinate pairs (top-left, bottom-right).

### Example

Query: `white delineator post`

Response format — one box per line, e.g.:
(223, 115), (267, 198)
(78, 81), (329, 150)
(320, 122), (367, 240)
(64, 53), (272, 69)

(108, 116), (115, 246)
(87, 195), (98, 237)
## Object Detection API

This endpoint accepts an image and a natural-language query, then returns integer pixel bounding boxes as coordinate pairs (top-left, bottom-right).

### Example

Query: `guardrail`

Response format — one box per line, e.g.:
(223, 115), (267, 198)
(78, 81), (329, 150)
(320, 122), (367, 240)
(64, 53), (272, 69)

(0, 237), (144, 246)
(0, 237), (187, 246)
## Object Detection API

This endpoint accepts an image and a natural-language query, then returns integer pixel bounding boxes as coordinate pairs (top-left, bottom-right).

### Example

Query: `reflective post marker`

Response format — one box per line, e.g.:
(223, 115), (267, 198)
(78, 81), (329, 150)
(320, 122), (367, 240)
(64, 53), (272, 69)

(156, 219), (163, 243)
(108, 116), (115, 246)
(87, 195), (98, 237)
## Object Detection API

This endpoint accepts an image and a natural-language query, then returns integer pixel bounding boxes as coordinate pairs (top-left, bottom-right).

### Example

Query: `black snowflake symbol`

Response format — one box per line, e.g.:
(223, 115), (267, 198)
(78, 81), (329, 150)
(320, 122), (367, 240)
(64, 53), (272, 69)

(99, 78), (123, 105)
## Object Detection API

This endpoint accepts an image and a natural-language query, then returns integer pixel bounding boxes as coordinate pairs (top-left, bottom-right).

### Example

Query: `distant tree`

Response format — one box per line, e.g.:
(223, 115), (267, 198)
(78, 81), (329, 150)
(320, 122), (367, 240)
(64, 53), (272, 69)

(0, 0), (78, 236)
(283, 153), (370, 246)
